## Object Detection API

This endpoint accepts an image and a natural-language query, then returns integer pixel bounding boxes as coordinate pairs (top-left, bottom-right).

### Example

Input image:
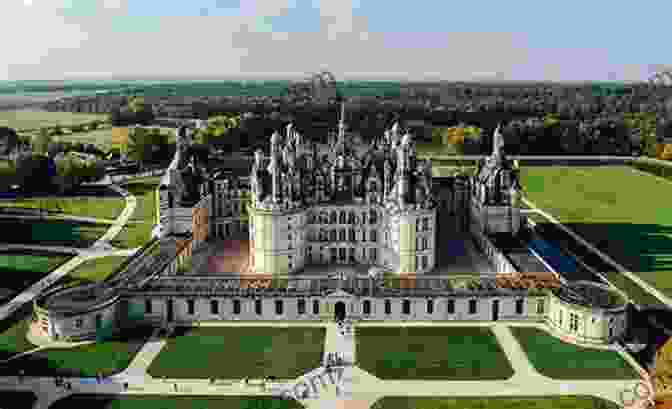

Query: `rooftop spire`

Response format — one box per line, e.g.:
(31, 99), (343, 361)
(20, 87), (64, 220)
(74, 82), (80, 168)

(492, 123), (504, 158)
(337, 100), (346, 145)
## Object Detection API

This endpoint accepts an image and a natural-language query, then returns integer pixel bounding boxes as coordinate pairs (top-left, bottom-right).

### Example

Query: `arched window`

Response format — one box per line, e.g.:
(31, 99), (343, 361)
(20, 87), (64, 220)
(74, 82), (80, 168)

(369, 210), (377, 225)
(255, 299), (262, 315)
(233, 299), (241, 315)
(330, 211), (337, 224)
(313, 300), (320, 315)
(426, 299), (434, 314)
(297, 299), (306, 315)
(447, 299), (455, 314)
(468, 299), (477, 314)
(515, 299), (524, 315)
(339, 211), (346, 224)
(187, 299), (195, 315)
(275, 300), (283, 315)
(384, 300), (391, 315)
(402, 300), (411, 315)
(145, 299), (152, 314)
(363, 300), (371, 315)
(211, 300), (219, 314)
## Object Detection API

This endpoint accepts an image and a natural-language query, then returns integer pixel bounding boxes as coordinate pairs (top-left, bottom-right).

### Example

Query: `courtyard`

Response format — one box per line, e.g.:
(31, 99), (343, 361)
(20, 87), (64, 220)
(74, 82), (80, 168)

(355, 326), (514, 380)
(146, 327), (325, 379)
(509, 326), (639, 380)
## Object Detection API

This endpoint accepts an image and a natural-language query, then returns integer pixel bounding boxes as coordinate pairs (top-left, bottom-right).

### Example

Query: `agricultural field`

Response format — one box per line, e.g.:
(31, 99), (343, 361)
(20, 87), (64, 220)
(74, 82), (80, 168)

(510, 326), (638, 379)
(0, 110), (106, 131)
(147, 327), (325, 379)
(519, 165), (672, 300)
(356, 326), (514, 380)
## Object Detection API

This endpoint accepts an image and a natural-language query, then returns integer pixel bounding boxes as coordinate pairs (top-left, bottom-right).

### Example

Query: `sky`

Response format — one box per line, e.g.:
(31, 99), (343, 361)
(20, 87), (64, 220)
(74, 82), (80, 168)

(2, 0), (671, 82)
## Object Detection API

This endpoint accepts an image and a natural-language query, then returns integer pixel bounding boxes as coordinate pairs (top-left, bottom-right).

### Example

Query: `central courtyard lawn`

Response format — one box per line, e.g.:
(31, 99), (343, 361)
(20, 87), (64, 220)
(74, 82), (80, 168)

(49, 395), (303, 409)
(111, 178), (160, 249)
(0, 195), (125, 220)
(147, 327), (325, 379)
(510, 327), (638, 379)
(519, 165), (672, 300)
(0, 219), (108, 248)
(356, 327), (514, 380)
(1, 326), (153, 377)
(0, 251), (72, 294)
(371, 396), (619, 409)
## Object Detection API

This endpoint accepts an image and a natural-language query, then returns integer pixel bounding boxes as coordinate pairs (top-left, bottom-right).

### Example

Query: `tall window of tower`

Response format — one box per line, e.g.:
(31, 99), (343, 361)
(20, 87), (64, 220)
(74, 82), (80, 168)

(339, 229), (346, 241)
(339, 211), (346, 224)
(330, 230), (337, 241)
(348, 211), (356, 224)
(370, 210), (377, 225)
(370, 230), (377, 243)
(423, 217), (429, 231)
(422, 237), (428, 250)
(331, 211), (337, 224)
(349, 228), (355, 242)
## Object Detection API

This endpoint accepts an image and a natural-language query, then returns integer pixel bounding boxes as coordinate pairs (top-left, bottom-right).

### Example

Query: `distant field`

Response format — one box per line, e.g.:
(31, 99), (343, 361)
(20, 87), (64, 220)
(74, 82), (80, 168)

(520, 166), (672, 299)
(0, 110), (106, 131)
(0, 196), (125, 220)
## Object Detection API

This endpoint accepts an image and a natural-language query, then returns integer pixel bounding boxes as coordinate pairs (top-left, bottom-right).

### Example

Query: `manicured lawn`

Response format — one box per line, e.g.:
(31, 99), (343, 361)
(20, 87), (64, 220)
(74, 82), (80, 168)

(0, 196), (125, 220)
(147, 327), (325, 379)
(111, 178), (160, 248)
(510, 327), (639, 379)
(49, 395), (303, 409)
(0, 317), (37, 361)
(0, 251), (72, 293)
(356, 327), (514, 380)
(520, 165), (672, 299)
(371, 396), (619, 409)
(60, 255), (128, 286)
(1, 326), (154, 377)
(0, 110), (106, 131)
(0, 219), (108, 248)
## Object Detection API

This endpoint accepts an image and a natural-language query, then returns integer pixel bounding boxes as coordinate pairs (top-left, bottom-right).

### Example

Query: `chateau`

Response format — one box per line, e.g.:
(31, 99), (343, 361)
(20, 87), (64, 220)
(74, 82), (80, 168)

(32, 107), (631, 348)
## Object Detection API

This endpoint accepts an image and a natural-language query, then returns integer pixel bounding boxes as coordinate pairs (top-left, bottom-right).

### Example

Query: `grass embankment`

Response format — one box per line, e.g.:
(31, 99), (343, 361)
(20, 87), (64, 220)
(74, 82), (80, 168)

(520, 165), (672, 301)
(58, 256), (128, 288)
(0, 195), (125, 220)
(147, 327), (325, 379)
(111, 177), (160, 249)
(510, 326), (639, 379)
(0, 252), (71, 295)
(356, 327), (514, 380)
(0, 219), (108, 248)
(49, 395), (303, 409)
(371, 396), (619, 409)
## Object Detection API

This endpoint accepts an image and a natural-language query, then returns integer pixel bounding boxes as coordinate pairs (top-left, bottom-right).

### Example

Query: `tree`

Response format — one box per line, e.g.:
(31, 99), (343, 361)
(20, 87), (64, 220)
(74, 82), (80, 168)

(0, 127), (18, 155)
(126, 126), (170, 167)
(14, 153), (53, 193)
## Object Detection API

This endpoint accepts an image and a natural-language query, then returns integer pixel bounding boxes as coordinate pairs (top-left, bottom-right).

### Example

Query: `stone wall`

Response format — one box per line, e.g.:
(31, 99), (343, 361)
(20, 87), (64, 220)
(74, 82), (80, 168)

(469, 219), (518, 275)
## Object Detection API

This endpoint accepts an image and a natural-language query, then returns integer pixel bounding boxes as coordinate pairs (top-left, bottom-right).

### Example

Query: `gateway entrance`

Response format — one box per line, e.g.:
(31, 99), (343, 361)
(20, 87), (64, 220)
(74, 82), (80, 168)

(335, 301), (346, 322)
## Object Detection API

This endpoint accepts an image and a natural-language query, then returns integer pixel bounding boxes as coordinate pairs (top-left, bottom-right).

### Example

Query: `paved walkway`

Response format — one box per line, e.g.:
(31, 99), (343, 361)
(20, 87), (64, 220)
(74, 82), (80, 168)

(0, 184), (137, 322)
(523, 196), (672, 307)
(111, 329), (167, 379)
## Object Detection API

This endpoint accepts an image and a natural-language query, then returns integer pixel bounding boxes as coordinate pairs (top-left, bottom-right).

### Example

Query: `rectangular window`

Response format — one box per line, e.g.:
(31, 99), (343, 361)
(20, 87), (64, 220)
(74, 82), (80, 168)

(339, 229), (346, 241)
(515, 299), (524, 315)
(298, 299), (306, 315)
(275, 300), (283, 315)
(233, 299), (241, 315)
(468, 299), (477, 314)
(188, 299), (195, 315)
(370, 247), (377, 262)
(422, 256), (428, 270)
(423, 217), (429, 231)
(255, 299), (262, 315)
(330, 230), (337, 241)
(384, 300), (391, 315)
(427, 299), (434, 314)
(313, 300), (320, 315)
(422, 237), (428, 250)
(402, 300), (411, 315)
(145, 299), (152, 314)
(371, 230), (377, 243)
(363, 300), (371, 315)
(211, 300), (219, 314)
(75, 318), (83, 329)
(447, 299), (455, 314)
(536, 299), (545, 314)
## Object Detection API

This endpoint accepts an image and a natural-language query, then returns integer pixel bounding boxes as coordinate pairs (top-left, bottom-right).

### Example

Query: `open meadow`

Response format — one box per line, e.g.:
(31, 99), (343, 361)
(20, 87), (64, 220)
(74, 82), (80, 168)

(0, 110), (106, 131)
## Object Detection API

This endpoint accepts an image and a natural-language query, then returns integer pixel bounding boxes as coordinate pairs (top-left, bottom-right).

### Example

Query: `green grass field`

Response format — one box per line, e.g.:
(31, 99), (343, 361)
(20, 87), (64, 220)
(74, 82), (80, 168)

(0, 110), (106, 131)
(371, 396), (619, 409)
(2, 326), (153, 377)
(519, 165), (672, 299)
(147, 327), (325, 379)
(0, 251), (72, 293)
(0, 196), (125, 220)
(0, 317), (37, 361)
(110, 177), (160, 248)
(0, 219), (108, 248)
(49, 395), (303, 409)
(510, 327), (638, 379)
(61, 255), (128, 286)
(356, 327), (514, 380)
